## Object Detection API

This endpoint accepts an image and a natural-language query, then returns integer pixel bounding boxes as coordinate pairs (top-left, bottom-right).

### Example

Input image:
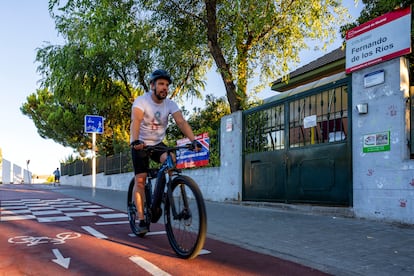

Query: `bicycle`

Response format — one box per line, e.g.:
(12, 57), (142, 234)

(127, 144), (207, 259)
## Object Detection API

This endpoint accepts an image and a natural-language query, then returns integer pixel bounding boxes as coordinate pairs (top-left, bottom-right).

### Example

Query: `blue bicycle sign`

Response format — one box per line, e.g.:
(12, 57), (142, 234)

(84, 115), (104, 134)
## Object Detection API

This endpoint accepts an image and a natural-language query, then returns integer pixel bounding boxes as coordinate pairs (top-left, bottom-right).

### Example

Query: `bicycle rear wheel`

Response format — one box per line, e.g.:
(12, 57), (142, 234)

(164, 175), (207, 259)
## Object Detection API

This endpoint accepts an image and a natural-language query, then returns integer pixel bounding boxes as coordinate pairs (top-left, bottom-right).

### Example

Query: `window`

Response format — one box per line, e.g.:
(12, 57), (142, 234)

(289, 85), (348, 148)
(244, 81), (349, 153)
(245, 104), (285, 153)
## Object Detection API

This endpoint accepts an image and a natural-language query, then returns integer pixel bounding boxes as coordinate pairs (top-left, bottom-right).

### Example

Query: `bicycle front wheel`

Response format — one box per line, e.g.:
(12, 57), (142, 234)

(164, 175), (207, 259)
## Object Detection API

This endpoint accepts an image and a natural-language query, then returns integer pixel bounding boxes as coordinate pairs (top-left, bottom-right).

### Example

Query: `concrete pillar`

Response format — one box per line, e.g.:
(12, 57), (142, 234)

(352, 57), (414, 223)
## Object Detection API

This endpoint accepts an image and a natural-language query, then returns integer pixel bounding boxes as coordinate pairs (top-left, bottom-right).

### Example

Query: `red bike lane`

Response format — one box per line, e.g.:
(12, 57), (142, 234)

(0, 184), (330, 275)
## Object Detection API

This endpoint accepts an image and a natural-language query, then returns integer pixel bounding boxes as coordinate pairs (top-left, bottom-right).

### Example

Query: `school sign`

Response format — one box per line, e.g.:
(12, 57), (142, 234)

(346, 6), (411, 73)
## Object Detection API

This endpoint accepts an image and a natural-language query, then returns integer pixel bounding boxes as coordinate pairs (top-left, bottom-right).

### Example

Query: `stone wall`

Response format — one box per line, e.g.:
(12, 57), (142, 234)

(352, 57), (414, 224)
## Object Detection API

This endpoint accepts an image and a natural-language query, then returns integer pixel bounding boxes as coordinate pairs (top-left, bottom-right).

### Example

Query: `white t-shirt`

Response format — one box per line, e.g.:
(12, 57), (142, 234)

(131, 92), (180, 145)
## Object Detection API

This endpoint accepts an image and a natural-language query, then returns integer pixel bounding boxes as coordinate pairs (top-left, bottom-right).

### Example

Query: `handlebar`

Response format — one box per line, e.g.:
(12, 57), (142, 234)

(145, 141), (202, 153)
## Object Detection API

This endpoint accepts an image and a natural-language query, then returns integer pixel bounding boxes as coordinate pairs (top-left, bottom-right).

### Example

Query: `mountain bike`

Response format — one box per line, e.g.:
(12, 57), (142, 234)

(127, 144), (207, 259)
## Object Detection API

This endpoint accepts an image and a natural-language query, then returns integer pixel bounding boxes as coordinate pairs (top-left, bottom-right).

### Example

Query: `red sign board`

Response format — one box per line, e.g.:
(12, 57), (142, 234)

(346, 7), (411, 73)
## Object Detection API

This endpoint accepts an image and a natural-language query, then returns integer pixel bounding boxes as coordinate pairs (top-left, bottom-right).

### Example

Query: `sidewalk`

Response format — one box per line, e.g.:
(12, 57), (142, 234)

(29, 184), (414, 275)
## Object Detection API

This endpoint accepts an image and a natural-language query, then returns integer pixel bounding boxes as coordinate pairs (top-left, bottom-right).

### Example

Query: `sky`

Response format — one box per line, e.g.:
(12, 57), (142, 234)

(0, 1), (363, 177)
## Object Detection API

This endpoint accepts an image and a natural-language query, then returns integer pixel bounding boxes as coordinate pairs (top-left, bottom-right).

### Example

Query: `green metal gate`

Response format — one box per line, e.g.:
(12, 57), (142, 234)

(243, 77), (352, 205)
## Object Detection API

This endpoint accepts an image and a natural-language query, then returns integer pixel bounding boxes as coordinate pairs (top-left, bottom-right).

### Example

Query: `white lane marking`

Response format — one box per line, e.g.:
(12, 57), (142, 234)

(128, 231), (166, 237)
(86, 208), (114, 213)
(81, 205), (102, 208)
(52, 249), (70, 269)
(31, 210), (62, 216)
(1, 215), (36, 221)
(55, 207), (84, 211)
(37, 216), (73, 223)
(1, 206), (28, 210)
(0, 209), (32, 215)
(198, 249), (211, 255)
(99, 213), (128, 219)
(129, 255), (171, 276)
(145, 231), (166, 236)
(81, 226), (108, 239)
(95, 220), (129, 225)
(1, 201), (26, 205)
(28, 207), (55, 211)
(65, 212), (95, 217)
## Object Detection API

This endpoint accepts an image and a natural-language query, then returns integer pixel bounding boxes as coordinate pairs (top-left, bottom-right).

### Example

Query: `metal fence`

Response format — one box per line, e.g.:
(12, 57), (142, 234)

(61, 151), (132, 176)
(244, 83), (348, 153)
(244, 103), (285, 153)
(60, 129), (220, 177)
(289, 85), (348, 148)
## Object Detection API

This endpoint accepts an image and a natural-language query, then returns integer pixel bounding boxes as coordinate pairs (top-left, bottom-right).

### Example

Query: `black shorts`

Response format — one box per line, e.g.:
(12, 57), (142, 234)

(131, 142), (167, 175)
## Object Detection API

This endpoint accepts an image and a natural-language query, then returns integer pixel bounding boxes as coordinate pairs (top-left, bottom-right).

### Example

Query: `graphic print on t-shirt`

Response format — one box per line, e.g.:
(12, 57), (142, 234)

(151, 111), (162, 130)
(132, 92), (179, 145)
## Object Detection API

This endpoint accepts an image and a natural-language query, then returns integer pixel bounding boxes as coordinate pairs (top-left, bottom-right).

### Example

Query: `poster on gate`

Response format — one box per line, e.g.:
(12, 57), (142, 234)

(176, 132), (210, 169)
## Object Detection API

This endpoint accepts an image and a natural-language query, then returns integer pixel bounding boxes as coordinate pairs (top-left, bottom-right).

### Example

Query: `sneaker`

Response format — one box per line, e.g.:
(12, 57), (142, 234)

(137, 220), (148, 234)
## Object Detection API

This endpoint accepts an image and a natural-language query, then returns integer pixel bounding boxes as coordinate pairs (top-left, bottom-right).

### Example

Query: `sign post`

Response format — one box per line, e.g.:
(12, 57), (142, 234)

(84, 115), (104, 190)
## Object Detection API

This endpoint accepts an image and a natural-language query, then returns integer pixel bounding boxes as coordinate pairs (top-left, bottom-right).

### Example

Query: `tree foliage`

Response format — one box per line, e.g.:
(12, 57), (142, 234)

(341, 0), (412, 31)
(21, 0), (207, 156)
(139, 0), (350, 112)
(22, 0), (146, 155)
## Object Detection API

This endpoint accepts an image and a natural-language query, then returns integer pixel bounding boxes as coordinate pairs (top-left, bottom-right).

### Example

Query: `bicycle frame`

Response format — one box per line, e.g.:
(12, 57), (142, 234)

(150, 148), (182, 221)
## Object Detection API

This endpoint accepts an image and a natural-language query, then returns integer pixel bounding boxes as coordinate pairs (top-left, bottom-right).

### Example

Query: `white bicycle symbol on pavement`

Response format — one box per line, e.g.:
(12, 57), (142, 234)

(8, 232), (81, 247)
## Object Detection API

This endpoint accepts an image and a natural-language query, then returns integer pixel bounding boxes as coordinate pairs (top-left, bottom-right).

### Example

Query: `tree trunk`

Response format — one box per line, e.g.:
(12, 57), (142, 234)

(205, 0), (241, 112)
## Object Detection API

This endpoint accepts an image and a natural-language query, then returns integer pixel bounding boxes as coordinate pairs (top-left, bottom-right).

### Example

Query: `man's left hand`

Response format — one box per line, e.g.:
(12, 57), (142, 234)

(191, 140), (202, 152)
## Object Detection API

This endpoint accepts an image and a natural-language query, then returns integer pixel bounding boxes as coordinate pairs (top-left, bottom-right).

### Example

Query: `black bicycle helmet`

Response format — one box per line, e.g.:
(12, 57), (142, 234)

(149, 69), (172, 84)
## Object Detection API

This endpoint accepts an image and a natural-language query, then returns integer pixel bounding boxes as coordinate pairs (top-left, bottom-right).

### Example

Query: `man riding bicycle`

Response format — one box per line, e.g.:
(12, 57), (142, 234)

(130, 69), (199, 234)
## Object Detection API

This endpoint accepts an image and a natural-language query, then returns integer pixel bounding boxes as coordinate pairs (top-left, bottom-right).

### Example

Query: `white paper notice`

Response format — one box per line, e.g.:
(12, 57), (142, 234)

(303, 115), (317, 128)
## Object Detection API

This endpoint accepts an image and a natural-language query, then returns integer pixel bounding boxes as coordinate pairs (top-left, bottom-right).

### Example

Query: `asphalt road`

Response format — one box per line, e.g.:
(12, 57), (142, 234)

(49, 183), (414, 276)
(0, 184), (329, 275)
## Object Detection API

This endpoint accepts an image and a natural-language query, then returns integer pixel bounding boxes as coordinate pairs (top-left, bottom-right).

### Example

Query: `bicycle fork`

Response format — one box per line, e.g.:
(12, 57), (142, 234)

(166, 177), (191, 221)
(149, 171), (166, 223)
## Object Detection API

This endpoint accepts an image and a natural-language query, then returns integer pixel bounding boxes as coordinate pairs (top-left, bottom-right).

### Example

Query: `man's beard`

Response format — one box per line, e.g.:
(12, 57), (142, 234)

(154, 89), (167, 100)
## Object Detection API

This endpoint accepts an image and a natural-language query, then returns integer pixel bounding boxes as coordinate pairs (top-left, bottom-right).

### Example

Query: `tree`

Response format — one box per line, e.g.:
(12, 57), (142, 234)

(340, 0), (414, 85)
(22, 0), (147, 155)
(22, 0), (207, 155)
(21, 82), (133, 155)
(46, 0), (209, 100)
(139, 0), (350, 112)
